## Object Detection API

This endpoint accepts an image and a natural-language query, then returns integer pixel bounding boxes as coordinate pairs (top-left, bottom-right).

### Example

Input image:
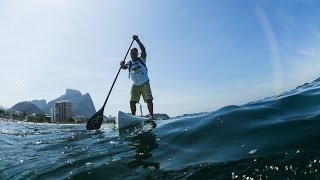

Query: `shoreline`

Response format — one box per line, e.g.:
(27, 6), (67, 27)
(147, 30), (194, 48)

(0, 118), (85, 126)
(0, 117), (19, 123)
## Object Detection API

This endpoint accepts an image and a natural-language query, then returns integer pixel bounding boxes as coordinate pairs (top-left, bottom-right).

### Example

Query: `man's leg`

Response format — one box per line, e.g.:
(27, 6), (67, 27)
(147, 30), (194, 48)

(130, 84), (141, 116)
(141, 82), (154, 119)
(130, 101), (137, 115)
(147, 99), (154, 119)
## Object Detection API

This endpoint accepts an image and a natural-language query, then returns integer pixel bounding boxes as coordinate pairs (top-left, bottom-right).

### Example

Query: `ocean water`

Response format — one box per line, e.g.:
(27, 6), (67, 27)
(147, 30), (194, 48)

(2, 79), (320, 179)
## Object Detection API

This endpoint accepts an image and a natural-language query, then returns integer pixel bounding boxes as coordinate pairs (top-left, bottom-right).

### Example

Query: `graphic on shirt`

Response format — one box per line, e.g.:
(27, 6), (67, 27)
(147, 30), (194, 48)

(128, 59), (149, 86)
(131, 64), (142, 74)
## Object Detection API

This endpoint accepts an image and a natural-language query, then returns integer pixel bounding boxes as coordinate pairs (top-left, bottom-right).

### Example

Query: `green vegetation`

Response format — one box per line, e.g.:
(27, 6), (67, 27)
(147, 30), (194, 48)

(26, 114), (50, 123)
(0, 110), (25, 120)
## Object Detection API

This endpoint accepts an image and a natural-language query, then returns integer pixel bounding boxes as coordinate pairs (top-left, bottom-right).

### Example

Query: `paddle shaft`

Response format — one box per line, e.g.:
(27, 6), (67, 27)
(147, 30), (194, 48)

(101, 39), (135, 110)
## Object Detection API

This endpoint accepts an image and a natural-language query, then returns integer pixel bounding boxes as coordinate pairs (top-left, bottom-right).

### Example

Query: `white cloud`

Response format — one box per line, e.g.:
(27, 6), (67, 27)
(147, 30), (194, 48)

(298, 49), (319, 56)
(255, 5), (283, 95)
(284, 28), (320, 87)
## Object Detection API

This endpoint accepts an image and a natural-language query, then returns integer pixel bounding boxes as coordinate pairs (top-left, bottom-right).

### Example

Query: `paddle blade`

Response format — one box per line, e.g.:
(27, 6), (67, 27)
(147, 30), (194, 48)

(86, 108), (104, 130)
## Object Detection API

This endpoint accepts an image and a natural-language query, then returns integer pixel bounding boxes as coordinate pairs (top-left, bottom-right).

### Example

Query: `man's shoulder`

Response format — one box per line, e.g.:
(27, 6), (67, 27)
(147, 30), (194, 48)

(139, 57), (146, 63)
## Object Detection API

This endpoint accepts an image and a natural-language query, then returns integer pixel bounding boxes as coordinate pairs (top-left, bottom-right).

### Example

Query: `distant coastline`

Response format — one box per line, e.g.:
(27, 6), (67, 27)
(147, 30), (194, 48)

(0, 117), (85, 126)
(0, 117), (18, 123)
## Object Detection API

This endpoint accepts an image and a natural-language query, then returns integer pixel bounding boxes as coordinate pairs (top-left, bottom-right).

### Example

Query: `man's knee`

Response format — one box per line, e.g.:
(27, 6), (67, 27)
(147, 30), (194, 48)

(130, 101), (137, 105)
(146, 99), (153, 104)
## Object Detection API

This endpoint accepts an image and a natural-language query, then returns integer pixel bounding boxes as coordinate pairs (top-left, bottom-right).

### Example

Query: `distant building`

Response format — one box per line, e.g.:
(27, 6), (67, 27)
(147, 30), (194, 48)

(30, 113), (45, 118)
(50, 101), (73, 123)
(50, 108), (56, 122)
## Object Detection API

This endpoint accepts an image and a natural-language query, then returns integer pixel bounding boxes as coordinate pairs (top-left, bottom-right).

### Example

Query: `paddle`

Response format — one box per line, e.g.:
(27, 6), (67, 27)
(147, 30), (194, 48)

(86, 39), (135, 130)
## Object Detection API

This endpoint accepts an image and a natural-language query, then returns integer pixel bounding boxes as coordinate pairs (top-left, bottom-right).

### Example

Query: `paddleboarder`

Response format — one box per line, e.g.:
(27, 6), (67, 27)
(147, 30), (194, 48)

(120, 35), (154, 119)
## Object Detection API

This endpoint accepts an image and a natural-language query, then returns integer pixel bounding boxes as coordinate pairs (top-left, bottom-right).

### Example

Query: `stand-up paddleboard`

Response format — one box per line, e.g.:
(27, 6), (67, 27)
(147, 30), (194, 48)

(117, 111), (149, 129)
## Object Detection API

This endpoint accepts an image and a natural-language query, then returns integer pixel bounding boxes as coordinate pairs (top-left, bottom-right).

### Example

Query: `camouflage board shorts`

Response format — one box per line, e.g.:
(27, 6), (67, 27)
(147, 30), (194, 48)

(130, 81), (153, 103)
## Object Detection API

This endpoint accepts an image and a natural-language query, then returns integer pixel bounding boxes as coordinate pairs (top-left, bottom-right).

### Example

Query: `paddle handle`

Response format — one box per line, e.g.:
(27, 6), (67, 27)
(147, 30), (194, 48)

(101, 39), (135, 110)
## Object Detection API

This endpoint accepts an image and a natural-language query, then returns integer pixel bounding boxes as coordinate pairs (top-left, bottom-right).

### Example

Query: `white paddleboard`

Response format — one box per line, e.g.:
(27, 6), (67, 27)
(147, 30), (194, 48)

(117, 111), (149, 129)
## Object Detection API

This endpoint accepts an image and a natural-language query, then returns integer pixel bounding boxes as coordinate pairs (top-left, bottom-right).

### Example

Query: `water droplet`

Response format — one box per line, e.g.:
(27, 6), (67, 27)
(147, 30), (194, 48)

(86, 162), (93, 166)
(231, 172), (238, 179)
(249, 149), (257, 154)
(67, 160), (73, 164)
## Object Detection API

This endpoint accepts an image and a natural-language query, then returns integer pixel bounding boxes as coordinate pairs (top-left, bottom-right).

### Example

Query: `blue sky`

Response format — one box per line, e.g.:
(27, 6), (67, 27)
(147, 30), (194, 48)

(1, 0), (320, 117)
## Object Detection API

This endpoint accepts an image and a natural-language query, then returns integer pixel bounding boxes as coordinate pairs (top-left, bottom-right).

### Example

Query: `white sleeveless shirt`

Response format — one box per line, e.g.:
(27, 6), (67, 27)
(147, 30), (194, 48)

(128, 57), (149, 86)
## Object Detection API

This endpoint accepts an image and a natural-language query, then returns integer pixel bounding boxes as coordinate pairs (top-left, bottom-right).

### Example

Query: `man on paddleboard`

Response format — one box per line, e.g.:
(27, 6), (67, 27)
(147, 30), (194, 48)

(120, 35), (154, 119)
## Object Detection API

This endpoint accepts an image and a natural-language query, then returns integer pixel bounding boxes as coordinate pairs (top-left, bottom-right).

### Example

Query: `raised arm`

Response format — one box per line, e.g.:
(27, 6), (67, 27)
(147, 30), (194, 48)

(133, 35), (146, 59)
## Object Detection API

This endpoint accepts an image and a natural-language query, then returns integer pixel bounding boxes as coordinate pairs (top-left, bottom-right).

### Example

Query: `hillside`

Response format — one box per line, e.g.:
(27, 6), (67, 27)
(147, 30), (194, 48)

(11, 101), (44, 115)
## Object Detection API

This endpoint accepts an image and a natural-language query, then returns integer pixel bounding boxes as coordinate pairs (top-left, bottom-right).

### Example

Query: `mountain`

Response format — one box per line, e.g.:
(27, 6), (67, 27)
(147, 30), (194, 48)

(12, 89), (96, 118)
(30, 99), (47, 110)
(71, 93), (96, 118)
(43, 89), (96, 118)
(0, 105), (6, 110)
(11, 101), (44, 115)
